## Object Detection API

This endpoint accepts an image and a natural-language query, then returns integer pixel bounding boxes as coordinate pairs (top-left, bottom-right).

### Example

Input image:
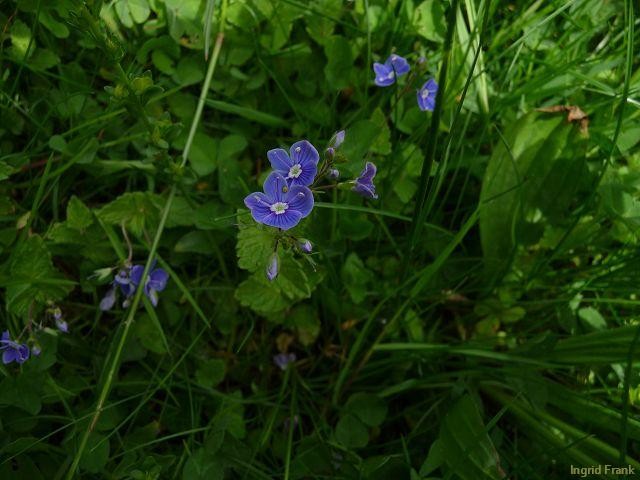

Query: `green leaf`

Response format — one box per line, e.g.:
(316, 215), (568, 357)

(182, 449), (224, 480)
(9, 20), (33, 60)
(439, 396), (505, 479)
(236, 212), (277, 273)
(79, 433), (110, 474)
(195, 359), (226, 388)
(5, 235), (69, 317)
(188, 132), (218, 176)
(0, 374), (43, 415)
(578, 307), (607, 331)
(97, 192), (160, 237)
(66, 196), (93, 230)
(414, 0), (446, 42)
(335, 414), (369, 448)
(134, 313), (168, 354)
(324, 36), (353, 90)
(235, 274), (290, 316)
(345, 393), (387, 427)
(341, 253), (373, 304)
(218, 135), (248, 205)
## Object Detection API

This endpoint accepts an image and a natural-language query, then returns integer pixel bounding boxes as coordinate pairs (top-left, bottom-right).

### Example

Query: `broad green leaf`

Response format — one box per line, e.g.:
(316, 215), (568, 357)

(78, 433), (110, 474)
(324, 36), (353, 90)
(66, 196), (93, 230)
(188, 132), (218, 176)
(182, 449), (224, 480)
(345, 393), (387, 427)
(439, 396), (505, 479)
(578, 307), (607, 331)
(195, 359), (226, 387)
(134, 313), (168, 354)
(236, 212), (277, 273)
(341, 253), (373, 304)
(414, 0), (446, 42)
(335, 414), (369, 448)
(97, 192), (161, 237)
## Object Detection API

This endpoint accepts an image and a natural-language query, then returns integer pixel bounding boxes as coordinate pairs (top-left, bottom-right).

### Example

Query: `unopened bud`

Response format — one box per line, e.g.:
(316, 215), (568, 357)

(266, 252), (279, 281)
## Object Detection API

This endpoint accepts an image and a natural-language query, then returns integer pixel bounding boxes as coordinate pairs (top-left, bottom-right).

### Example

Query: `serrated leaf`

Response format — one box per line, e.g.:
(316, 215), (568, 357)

(97, 192), (160, 237)
(66, 196), (93, 230)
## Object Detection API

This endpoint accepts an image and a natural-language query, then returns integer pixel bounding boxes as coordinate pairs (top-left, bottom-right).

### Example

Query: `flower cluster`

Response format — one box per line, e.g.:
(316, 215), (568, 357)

(244, 133), (380, 281)
(372, 53), (439, 112)
(100, 261), (169, 311)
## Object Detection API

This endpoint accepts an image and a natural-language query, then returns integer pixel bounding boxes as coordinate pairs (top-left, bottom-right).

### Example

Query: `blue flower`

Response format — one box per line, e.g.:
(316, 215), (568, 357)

(100, 266), (135, 311)
(244, 172), (314, 230)
(130, 262), (169, 307)
(53, 307), (68, 333)
(266, 252), (279, 281)
(268, 140), (319, 187)
(273, 352), (296, 370)
(417, 79), (438, 111)
(0, 331), (30, 365)
(373, 54), (410, 87)
(353, 162), (379, 199)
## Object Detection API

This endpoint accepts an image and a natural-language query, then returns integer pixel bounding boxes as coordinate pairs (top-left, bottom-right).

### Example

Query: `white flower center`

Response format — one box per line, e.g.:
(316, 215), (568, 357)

(288, 164), (302, 178)
(295, 146), (301, 153)
(270, 202), (288, 215)
(387, 71), (395, 80)
(421, 89), (430, 99)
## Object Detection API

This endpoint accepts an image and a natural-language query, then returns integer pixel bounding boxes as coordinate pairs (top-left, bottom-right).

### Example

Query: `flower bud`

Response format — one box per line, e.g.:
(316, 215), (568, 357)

(332, 130), (345, 148)
(266, 252), (279, 281)
(325, 147), (335, 159)
(298, 239), (312, 254)
(328, 168), (340, 180)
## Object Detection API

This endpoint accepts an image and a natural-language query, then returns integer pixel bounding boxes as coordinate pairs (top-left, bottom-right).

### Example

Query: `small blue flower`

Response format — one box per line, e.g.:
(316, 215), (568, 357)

(298, 239), (313, 254)
(417, 79), (438, 111)
(244, 172), (314, 230)
(353, 162), (379, 199)
(373, 54), (410, 87)
(266, 252), (279, 281)
(273, 352), (296, 370)
(0, 331), (30, 365)
(130, 262), (169, 307)
(268, 140), (319, 187)
(100, 266), (135, 311)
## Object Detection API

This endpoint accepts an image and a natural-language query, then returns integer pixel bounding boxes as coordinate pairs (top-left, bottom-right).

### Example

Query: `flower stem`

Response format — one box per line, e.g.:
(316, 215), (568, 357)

(64, 1), (229, 477)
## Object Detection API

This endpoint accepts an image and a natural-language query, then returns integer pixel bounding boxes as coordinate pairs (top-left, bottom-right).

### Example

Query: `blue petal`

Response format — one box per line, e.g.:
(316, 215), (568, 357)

(389, 54), (410, 75)
(373, 62), (395, 87)
(287, 163), (317, 187)
(290, 140), (319, 168)
(147, 288), (159, 307)
(353, 181), (378, 199)
(260, 209), (303, 230)
(16, 344), (29, 363)
(357, 162), (377, 182)
(130, 265), (144, 287)
(244, 192), (273, 223)
(148, 268), (169, 292)
(267, 148), (292, 172)
(426, 78), (439, 92)
(263, 171), (289, 202)
(3, 349), (16, 364)
(285, 185), (314, 218)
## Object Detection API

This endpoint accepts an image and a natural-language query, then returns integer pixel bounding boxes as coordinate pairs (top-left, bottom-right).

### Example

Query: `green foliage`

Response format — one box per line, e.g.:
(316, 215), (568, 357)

(0, 0), (637, 478)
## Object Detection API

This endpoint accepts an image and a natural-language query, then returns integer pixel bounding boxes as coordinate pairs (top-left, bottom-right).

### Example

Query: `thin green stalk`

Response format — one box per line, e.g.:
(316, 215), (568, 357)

(64, 1), (229, 477)
(404, 0), (460, 268)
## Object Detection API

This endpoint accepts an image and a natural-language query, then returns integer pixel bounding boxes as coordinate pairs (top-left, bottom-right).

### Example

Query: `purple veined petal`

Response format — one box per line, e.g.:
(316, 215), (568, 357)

(100, 287), (117, 311)
(425, 78), (439, 93)
(358, 162), (377, 182)
(373, 62), (395, 87)
(16, 344), (29, 364)
(288, 162), (317, 187)
(285, 185), (314, 218)
(389, 54), (410, 75)
(244, 191), (273, 223)
(289, 140), (320, 168)
(263, 171), (289, 202)
(148, 268), (169, 292)
(3, 348), (17, 364)
(261, 209), (303, 230)
(130, 265), (145, 286)
(267, 148), (292, 173)
(353, 181), (379, 199)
